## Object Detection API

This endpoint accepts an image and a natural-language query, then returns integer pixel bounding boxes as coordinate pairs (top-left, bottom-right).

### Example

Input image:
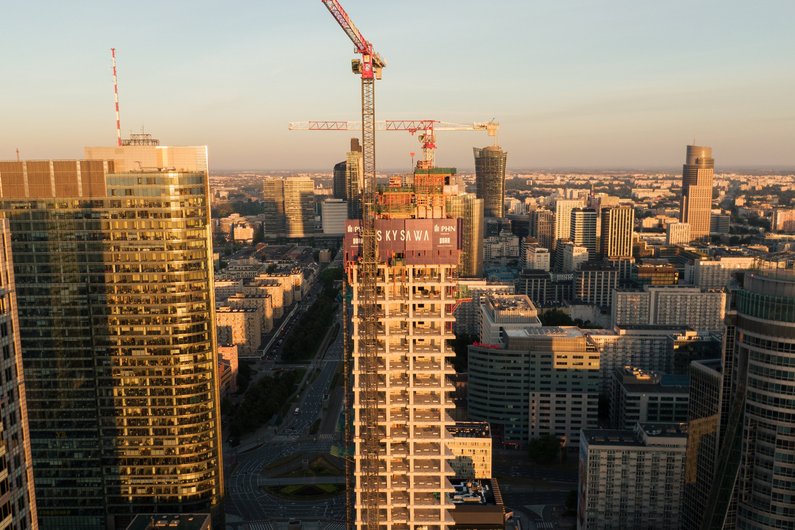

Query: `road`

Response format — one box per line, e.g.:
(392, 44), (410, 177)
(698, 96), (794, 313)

(225, 309), (346, 525)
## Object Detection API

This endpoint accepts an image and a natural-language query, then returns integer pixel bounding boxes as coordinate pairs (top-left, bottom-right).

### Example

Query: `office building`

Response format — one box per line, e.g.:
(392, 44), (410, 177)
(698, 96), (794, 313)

(345, 216), (459, 529)
(333, 160), (347, 199)
(0, 219), (38, 530)
(474, 145), (507, 218)
(710, 210), (730, 235)
(483, 231), (520, 262)
(612, 286), (726, 332)
(531, 208), (555, 250)
(447, 422), (492, 480)
(0, 152), (223, 529)
(446, 193), (484, 277)
(635, 262), (679, 286)
(679, 145), (715, 239)
(574, 263), (618, 307)
(681, 358), (722, 530)
(469, 327), (599, 448)
(321, 198), (348, 235)
(609, 366), (689, 429)
(570, 208), (598, 260)
(554, 199), (584, 249)
(345, 138), (363, 218)
(452, 280), (514, 337)
(578, 423), (687, 530)
(600, 205), (634, 259)
(262, 176), (286, 234)
(478, 294), (540, 345)
(283, 176), (317, 237)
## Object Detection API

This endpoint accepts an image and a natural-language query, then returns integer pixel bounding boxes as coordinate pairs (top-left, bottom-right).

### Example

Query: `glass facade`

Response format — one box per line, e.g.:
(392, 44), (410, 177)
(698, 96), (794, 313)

(0, 167), (223, 529)
(473, 146), (507, 218)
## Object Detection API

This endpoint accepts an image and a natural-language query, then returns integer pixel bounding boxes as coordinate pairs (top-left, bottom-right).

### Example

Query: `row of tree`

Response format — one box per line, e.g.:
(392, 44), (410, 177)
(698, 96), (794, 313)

(281, 268), (342, 362)
(227, 369), (301, 437)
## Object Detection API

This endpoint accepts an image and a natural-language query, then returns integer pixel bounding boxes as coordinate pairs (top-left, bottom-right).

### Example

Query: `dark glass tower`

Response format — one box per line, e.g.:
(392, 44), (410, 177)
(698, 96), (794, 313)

(0, 153), (223, 529)
(474, 145), (507, 218)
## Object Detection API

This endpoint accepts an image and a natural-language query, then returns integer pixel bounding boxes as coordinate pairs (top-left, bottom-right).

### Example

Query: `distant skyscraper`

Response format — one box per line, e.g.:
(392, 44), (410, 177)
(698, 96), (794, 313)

(0, 150), (224, 529)
(446, 193), (484, 277)
(0, 218), (38, 530)
(554, 199), (584, 248)
(345, 138), (363, 218)
(600, 205), (634, 259)
(474, 145), (507, 218)
(679, 145), (714, 240)
(263, 176), (286, 234)
(283, 176), (317, 237)
(531, 208), (555, 250)
(570, 208), (598, 260)
(332, 160), (347, 199)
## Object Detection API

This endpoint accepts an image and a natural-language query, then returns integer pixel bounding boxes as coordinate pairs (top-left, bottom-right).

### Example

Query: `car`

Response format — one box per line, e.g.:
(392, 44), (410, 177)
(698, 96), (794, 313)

(294, 407), (300, 415)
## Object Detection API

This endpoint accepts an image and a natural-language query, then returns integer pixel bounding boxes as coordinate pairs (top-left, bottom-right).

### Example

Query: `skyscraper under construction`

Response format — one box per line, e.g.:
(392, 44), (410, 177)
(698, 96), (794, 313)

(0, 144), (223, 529)
(345, 170), (460, 529)
(474, 145), (507, 218)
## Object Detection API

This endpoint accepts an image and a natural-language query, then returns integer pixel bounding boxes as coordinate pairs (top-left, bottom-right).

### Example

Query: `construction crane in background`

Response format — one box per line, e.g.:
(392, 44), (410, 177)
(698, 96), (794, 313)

(319, 1), (383, 529)
(289, 119), (499, 168)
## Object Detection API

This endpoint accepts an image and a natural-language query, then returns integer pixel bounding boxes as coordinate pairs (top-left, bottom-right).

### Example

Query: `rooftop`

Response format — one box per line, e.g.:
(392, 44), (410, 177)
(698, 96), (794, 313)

(583, 422), (688, 447)
(125, 514), (211, 530)
(448, 421), (491, 438)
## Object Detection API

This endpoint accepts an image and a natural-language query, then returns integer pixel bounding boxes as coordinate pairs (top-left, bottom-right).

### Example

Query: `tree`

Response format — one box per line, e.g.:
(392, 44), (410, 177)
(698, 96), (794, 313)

(539, 309), (575, 326)
(527, 434), (562, 464)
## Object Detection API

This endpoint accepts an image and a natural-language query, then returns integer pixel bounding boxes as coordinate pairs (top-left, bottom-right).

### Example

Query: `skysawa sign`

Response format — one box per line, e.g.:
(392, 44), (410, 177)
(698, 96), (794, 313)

(343, 218), (462, 265)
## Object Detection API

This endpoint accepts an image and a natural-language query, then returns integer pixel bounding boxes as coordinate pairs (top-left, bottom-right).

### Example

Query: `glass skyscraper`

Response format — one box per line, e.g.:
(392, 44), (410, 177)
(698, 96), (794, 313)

(0, 150), (223, 529)
(473, 145), (507, 218)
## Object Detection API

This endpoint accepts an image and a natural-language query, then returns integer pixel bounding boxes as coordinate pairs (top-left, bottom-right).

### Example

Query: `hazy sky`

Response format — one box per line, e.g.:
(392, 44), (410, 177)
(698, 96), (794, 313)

(1, 1), (794, 170)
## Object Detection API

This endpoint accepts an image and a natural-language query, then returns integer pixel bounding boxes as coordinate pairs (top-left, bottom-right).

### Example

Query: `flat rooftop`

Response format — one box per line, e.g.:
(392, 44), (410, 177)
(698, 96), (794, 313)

(448, 421), (491, 438)
(583, 422), (688, 447)
(125, 514), (211, 530)
(504, 326), (584, 339)
(487, 294), (536, 312)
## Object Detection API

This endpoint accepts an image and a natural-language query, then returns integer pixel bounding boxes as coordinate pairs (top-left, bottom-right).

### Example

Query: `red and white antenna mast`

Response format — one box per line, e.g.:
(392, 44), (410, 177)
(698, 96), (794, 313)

(111, 48), (122, 146)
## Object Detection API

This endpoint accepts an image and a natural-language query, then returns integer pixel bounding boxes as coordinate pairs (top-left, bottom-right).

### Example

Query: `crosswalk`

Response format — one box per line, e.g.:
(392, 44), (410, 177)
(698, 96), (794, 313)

(248, 522), (274, 530)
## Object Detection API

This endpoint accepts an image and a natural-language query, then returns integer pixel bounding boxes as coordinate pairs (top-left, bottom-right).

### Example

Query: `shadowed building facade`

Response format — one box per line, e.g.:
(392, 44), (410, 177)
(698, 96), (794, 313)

(474, 145), (507, 218)
(0, 152), (223, 529)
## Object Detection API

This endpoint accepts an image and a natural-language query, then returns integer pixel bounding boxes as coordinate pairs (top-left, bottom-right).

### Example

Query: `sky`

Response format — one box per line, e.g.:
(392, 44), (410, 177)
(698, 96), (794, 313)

(1, 0), (794, 171)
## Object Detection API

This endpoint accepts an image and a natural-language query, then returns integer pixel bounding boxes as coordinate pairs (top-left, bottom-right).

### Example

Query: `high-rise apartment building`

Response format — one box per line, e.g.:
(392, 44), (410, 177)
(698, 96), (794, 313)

(609, 366), (690, 429)
(612, 286), (726, 332)
(686, 256), (756, 289)
(600, 205), (634, 259)
(345, 216), (460, 529)
(446, 193), (484, 278)
(322, 198), (348, 235)
(570, 208), (598, 260)
(447, 422), (492, 480)
(574, 263), (618, 307)
(333, 160), (347, 199)
(679, 145), (714, 240)
(474, 145), (507, 218)
(702, 269), (795, 529)
(666, 221), (691, 245)
(554, 199), (585, 249)
(0, 152), (223, 529)
(579, 423), (687, 530)
(0, 218), (38, 530)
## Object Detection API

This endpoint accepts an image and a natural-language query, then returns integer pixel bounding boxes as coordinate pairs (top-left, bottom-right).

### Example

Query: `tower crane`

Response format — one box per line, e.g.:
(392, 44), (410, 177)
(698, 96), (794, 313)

(318, 1), (383, 529)
(289, 119), (500, 168)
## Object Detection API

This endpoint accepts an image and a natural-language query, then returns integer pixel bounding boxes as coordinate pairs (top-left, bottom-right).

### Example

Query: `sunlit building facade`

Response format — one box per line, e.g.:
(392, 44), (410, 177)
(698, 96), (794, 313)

(0, 152), (223, 529)
(679, 145), (714, 240)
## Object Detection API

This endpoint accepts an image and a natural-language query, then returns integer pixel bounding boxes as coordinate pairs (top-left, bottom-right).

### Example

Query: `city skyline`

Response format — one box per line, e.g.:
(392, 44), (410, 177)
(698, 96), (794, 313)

(2, 1), (794, 170)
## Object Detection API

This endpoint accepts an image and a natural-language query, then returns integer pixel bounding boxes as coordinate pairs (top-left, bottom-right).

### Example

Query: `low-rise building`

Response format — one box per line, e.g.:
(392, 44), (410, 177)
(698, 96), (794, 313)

(449, 479), (505, 530)
(609, 366), (690, 429)
(447, 422), (492, 479)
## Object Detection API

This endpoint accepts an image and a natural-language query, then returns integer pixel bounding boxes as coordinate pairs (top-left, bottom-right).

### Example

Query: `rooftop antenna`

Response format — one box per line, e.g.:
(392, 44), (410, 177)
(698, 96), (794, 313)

(111, 48), (122, 147)
(15, 148), (20, 162)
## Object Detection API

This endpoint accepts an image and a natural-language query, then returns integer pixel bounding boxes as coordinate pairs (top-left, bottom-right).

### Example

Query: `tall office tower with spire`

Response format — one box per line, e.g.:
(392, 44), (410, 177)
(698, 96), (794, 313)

(0, 218), (38, 530)
(600, 205), (634, 259)
(474, 145), (507, 218)
(570, 208), (598, 260)
(0, 147), (223, 529)
(446, 193), (484, 277)
(345, 171), (460, 529)
(701, 266), (795, 529)
(679, 145), (714, 240)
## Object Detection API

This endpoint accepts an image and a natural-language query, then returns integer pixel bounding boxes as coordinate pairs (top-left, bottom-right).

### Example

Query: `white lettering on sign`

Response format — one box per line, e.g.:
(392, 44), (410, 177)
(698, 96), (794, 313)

(439, 237), (450, 244)
(374, 229), (431, 242)
(439, 225), (456, 233)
